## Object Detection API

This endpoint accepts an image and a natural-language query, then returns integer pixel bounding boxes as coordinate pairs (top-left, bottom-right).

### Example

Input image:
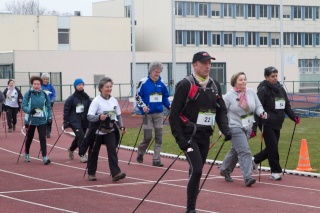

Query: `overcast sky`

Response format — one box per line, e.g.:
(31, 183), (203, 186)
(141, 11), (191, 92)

(0, 0), (105, 16)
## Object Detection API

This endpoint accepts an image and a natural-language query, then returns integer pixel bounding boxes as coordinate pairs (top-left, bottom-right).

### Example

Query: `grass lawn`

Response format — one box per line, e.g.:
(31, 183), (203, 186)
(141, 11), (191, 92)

(121, 117), (320, 173)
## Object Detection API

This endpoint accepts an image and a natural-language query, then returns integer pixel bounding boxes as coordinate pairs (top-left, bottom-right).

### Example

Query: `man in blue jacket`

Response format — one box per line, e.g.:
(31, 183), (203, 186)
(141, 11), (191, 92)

(135, 61), (171, 167)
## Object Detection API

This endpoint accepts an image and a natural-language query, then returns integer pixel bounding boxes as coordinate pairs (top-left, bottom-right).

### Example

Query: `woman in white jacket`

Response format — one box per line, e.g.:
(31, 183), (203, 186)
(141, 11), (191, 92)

(220, 72), (267, 187)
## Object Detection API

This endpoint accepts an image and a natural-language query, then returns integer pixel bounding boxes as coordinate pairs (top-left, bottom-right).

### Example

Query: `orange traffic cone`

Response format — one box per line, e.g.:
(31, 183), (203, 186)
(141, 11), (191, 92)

(295, 139), (316, 172)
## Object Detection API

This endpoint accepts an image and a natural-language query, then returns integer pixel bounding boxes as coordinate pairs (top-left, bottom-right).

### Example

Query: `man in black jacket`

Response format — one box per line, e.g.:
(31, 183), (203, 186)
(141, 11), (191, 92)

(169, 51), (231, 213)
(252, 66), (300, 180)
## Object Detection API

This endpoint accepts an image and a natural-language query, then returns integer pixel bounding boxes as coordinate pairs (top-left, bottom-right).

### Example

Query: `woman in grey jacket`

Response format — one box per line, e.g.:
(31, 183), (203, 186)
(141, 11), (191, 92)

(220, 72), (267, 187)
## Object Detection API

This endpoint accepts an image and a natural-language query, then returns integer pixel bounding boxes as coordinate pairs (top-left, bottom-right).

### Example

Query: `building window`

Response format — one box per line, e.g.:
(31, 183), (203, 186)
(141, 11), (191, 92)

(271, 33), (280, 46)
(175, 1), (183, 16)
(316, 33), (320, 45)
(305, 6), (312, 19)
(305, 33), (313, 46)
(212, 33), (220, 45)
(236, 4), (244, 17)
(199, 31), (208, 45)
(175, 30), (183, 45)
(58, 29), (69, 44)
(293, 33), (302, 46)
(199, 3), (207, 16)
(186, 31), (196, 45)
(236, 32), (245, 46)
(224, 3), (232, 17)
(248, 4), (256, 18)
(248, 32), (256, 46)
(211, 3), (220, 17)
(271, 5), (279, 18)
(316, 7), (320, 19)
(186, 2), (195, 16)
(260, 5), (267, 18)
(293, 6), (302, 19)
(125, 6), (131, 17)
(283, 33), (291, 45)
(283, 6), (291, 18)
(260, 33), (268, 46)
(224, 33), (233, 45)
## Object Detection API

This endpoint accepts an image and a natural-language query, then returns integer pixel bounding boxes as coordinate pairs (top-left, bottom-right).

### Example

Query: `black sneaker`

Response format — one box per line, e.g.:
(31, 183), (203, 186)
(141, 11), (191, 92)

(245, 178), (256, 187)
(152, 161), (164, 167)
(112, 172), (126, 182)
(220, 170), (233, 182)
(136, 154), (143, 163)
(88, 175), (97, 181)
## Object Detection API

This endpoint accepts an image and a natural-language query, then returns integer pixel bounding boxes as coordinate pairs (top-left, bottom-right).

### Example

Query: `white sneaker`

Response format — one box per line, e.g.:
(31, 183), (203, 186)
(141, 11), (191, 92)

(252, 157), (258, 174)
(270, 173), (282, 180)
(80, 155), (87, 163)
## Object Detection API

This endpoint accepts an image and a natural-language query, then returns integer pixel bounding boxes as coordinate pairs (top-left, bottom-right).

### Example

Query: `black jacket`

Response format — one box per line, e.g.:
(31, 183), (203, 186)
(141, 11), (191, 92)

(63, 90), (91, 129)
(254, 80), (296, 130)
(169, 75), (230, 143)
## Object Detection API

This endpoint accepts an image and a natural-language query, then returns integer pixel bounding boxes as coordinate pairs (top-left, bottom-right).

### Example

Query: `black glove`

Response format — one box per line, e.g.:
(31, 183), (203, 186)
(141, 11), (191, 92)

(30, 108), (37, 115)
(2, 104), (6, 112)
(51, 102), (54, 108)
(224, 131), (232, 141)
(177, 139), (190, 151)
(47, 119), (52, 125)
(63, 122), (70, 129)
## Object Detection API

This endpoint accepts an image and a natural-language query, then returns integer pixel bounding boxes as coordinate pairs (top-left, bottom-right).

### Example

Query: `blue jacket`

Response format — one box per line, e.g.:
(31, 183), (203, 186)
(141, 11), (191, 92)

(41, 83), (56, 103)
(135, 75), (170, 115)
(22, 89), (52, 126)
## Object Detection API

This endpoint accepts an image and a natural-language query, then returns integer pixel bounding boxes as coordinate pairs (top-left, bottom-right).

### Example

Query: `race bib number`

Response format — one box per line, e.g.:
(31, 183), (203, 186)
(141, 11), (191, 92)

(275, 98), (285, 109)
(76, 104), (84, 113)
(242, 115), (254, 128)
(150, 93), (162, 103)
(196, 112), (216, 126)
(33, 108), (44, 117)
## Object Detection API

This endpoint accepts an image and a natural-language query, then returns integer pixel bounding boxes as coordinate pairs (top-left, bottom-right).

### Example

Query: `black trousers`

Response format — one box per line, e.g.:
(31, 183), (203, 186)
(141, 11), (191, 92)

(184, 132), (210, 211)
(254, 125), (282, 173)
(6, 106), (19, 129)
(87, 132), (121, 177)
(69, 127), (86, 152)
(25, 124), (47, 157)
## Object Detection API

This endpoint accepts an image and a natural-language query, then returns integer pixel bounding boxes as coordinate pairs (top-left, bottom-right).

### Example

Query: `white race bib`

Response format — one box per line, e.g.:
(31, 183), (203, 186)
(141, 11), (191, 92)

(275, 98), (285, 109)
(242, 115), (254, 128)
(33, 108), (44, 117)
(150, 93), (162, 103)
(196, 112), (216, 126)
(76, 104), (84, 113)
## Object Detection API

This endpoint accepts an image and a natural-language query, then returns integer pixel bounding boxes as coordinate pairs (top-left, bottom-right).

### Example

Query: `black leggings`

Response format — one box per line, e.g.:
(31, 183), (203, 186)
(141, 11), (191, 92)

(6, 106), (19, 128)
(24, 124), (47, 157)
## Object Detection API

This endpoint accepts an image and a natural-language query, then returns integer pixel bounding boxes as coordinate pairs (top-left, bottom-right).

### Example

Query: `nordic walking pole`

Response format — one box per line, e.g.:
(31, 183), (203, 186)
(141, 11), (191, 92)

(48, 129), (65, 155)
(283, 123), (297, 175)
(51, 108), (60, 135)
(209, 132), (222, 150)
(128, 117), (144, 165)
(116, 133), (124, 154)
(259, 125), (264, 183)
(133, 150), (183, 212)
(199, 139), (226, 193)
(17, 116), (32, 164)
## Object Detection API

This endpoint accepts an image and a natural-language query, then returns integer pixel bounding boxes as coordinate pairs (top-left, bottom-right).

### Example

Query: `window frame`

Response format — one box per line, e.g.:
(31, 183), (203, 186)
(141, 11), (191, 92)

(58, 29), (69, 45)
(260, 5), (268, 18)
(186, 31), (196, 45)
(199, 3), (208, 16)
(248, 4), (256, 18)
(186, 2), (195, 16)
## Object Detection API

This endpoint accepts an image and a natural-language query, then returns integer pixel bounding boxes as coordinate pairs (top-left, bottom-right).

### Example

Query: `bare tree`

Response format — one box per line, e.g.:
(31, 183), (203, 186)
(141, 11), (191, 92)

(5, 0), (73, 16)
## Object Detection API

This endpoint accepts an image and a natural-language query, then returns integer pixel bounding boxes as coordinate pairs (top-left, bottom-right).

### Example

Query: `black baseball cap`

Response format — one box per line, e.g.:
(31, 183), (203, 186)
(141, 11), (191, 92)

(192, 51), (216, 63)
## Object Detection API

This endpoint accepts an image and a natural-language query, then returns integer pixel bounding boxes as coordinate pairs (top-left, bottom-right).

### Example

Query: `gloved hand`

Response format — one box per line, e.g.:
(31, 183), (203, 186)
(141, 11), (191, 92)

(177, 139), (190, 151)
(250, 131), (256, 138)
(30, 108), (37, 115)
(63, 122), (69, 129)
(47, 119), (52, 125)
(224, 131), (232, 141)
(294, 117), (300, 124)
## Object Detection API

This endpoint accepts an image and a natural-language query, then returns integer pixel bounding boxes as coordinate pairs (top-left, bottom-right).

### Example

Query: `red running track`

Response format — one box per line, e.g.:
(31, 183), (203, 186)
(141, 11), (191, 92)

(1, 102), (320, 213)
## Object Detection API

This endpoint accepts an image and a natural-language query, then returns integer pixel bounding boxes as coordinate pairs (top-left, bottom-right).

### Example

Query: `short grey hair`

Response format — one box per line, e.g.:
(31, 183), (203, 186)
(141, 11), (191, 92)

(41, 73), (50, 79)
(149, 61), (163, 73)
(98, 77), (113, 92)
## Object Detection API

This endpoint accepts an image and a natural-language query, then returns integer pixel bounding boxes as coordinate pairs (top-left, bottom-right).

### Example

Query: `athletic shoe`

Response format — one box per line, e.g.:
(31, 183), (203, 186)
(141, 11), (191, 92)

(245, 178), (256, 187)
(220, 170), (233, 182)
(112, 172), (126, 182)
(46, 134), (51, 138)
(68, 148), (74, 160)
(24, 154), (30, 162)
(252, 157), (259, 174)
(152, 161), (164, 167)
(270, 173), (282, 180)
(88, 175), (97, 181)
(42, 156), (51, 165)
(80, 155), (87, 163)
(136, 154), (143, 163)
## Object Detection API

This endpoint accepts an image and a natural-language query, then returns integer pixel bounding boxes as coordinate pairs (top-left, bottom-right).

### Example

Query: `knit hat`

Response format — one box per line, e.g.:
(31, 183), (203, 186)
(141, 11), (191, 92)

(74, 78), (85, 89)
